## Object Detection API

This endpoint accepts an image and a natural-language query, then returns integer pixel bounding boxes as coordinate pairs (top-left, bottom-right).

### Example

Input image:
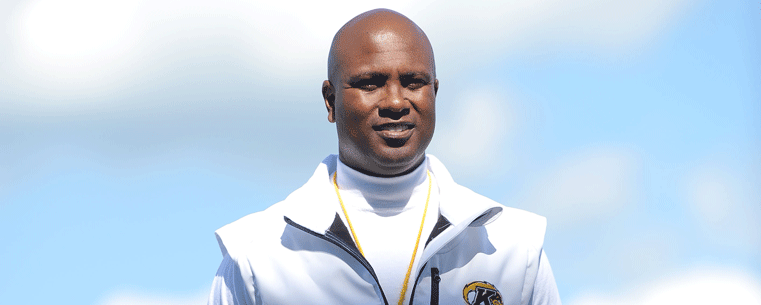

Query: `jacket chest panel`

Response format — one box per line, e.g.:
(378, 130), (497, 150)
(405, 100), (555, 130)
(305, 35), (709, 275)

(243, 225), (386, 304)
(411, 228), (529, 305)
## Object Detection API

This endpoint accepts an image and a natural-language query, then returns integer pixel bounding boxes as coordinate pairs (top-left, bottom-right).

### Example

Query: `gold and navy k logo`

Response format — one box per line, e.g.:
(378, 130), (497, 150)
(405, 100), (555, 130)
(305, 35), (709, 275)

(462, 281), (503, 305)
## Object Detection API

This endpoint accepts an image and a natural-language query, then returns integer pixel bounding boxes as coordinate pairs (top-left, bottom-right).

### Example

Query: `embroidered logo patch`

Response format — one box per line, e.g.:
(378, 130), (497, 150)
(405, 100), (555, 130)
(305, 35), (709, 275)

(462, 281), (503, 305)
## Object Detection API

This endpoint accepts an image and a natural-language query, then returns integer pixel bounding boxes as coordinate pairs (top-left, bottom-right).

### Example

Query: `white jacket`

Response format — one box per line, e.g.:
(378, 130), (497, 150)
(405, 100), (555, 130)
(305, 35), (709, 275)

(209, 155), (551, 305)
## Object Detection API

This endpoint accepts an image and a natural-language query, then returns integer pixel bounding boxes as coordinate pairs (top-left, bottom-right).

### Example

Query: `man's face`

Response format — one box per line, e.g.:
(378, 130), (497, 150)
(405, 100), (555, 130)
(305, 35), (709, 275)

(325, 29), (438, 176)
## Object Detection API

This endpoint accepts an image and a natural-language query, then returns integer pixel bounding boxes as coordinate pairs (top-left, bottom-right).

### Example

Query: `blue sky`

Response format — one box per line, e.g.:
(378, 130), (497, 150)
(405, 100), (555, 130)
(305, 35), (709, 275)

(1, 0), (759, 304)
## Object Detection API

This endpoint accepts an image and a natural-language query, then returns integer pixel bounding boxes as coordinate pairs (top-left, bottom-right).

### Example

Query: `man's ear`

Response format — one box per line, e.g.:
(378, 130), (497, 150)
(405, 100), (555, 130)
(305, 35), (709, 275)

(322, 80), (336, 123)
(434, 79), (439, 96)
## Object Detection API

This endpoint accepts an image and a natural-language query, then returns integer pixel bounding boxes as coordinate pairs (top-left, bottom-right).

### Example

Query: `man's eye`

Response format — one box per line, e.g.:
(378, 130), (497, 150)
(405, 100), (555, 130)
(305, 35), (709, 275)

(351, 78), (385, 91)
(403, 79), (427, 90)
(361, 84), (378, 91)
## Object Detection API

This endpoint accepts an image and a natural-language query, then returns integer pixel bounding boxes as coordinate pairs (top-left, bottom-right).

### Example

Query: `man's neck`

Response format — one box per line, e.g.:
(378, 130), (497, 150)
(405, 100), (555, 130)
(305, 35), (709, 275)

(338, 153), (426, 178)
(336, 157), (428, 212)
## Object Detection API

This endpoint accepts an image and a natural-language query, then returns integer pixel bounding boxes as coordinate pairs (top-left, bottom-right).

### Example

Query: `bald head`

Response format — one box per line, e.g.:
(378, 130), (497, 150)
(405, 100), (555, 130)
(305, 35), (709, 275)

(321, 9), (439, 177)
(328, 9), (436, 84)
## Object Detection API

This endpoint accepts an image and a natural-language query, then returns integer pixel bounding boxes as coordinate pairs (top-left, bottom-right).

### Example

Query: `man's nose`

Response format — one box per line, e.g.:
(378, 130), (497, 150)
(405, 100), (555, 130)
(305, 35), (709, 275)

(379, 82), (409, 119)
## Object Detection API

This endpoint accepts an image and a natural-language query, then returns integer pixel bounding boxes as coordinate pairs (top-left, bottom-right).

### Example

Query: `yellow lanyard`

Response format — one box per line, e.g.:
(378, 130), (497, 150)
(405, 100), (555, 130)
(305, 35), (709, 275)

(332, 170), (432, 305)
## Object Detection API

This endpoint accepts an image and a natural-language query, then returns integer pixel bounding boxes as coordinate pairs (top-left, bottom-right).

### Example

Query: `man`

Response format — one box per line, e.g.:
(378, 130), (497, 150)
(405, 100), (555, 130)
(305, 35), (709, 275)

(208, 9), (560, 305)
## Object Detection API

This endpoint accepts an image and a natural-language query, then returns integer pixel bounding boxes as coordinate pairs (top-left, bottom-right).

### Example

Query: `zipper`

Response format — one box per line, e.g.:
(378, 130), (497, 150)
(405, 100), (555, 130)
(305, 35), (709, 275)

(284, 216), (389, 305)
(407, 265), (441, 305)
(407, 263), (427, 305)
(430, 267), (440, 305)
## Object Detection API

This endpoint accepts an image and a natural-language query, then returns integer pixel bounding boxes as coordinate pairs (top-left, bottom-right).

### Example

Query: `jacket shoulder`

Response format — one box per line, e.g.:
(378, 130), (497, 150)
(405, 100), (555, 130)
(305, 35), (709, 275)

(457, 184), (546, 241)
(213, 155), (337, 258)
(485, 201), (548, 253)
(214, 200), (291, 258)
(451, 183), (547, 252)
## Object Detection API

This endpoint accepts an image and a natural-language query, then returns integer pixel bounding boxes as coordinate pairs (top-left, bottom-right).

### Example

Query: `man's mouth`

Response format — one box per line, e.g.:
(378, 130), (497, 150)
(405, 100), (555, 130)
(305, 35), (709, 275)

(373, 123), (415, 147)
(373, 123), (415, 132)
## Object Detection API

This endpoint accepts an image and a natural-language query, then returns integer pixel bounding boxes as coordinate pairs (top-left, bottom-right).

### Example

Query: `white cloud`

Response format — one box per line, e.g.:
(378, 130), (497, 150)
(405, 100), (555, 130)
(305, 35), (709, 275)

(687, 166), (738, 226)
(420, 0), (691, 63)
(9, 0), (144, 94)
(569, 268), (761, 305)
(98, 288), (207, 305)
(684, 162), (761, 253)
(5, 0), (435, 100)
(429, 88), (515, 177)
(5, 0), (693, 106)
(523, 146), (640, 225)
(17, 0), (142, 64)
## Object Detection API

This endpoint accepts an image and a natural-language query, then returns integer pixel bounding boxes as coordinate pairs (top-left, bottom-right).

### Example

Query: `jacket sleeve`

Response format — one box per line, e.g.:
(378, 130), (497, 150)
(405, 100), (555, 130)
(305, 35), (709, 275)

(528, 250), (561, 305)
(208, 254), (256, 305)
